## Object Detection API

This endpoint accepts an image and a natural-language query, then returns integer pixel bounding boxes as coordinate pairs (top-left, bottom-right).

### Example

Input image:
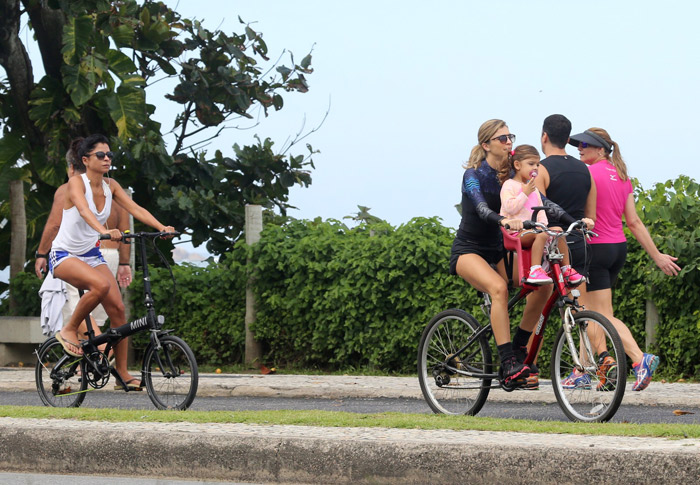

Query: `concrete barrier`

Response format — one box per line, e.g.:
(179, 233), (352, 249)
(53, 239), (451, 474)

(0, 317), (44, 366)
(0, 418), (698, 484)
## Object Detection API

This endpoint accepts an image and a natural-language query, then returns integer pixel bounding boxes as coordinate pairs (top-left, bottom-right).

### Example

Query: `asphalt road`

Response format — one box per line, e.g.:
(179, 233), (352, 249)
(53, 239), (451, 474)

(2, 390), (699, 424)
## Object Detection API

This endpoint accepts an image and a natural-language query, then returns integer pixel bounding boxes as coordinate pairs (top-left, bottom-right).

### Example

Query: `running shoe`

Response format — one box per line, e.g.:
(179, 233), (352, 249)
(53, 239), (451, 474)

(632, 353), (660, 391)
(524, 372), (540, 390)
(563, 266), (584, 286)
(596, 355), (618, 391)
(561, 369), (591, 389)
(525, 266), (553, 285)
(500, 355), (530, 387)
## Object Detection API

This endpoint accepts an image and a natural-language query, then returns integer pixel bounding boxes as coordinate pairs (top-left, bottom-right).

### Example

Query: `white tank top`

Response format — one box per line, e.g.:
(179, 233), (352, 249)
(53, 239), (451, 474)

(52, 173), (113, 255)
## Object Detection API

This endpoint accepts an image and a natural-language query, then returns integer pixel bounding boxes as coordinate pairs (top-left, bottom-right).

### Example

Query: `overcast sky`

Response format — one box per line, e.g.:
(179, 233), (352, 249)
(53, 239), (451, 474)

(5, 0), (698, 280)
(156, 0), (700, 236)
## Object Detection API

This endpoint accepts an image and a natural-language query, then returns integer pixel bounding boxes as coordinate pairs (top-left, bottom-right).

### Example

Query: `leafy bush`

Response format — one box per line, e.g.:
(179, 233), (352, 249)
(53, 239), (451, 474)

(128, 252), (247, 366)
(614, 177), (700, 377)
(248, 217), (478, 373)
(0, 271), (41, 316)
(3, 176), (699, 377)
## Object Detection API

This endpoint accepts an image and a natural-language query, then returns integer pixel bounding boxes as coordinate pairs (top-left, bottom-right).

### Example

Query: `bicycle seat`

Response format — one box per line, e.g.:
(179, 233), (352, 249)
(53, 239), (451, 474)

(501, 228), (531, 287)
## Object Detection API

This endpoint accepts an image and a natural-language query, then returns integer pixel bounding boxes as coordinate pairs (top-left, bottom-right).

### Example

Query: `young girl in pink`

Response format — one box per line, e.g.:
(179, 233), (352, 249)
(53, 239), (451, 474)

(499, 145), (583, 285)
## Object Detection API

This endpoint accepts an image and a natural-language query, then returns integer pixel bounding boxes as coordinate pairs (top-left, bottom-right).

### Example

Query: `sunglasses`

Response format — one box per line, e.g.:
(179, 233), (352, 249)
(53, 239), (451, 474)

(490, 134), (516, 144)
(578, 142), (599, 149)
(87, 151), (115, 160)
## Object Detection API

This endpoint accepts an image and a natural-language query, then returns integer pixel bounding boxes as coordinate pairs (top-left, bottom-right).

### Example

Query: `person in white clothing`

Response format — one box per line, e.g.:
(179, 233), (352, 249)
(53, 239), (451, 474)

(35, 139), (132, 336)
(50, 134), (174, 389)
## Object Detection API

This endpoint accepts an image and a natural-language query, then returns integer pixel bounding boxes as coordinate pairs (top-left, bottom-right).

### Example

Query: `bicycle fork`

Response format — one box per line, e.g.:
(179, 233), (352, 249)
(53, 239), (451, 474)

(562, 305), (596, 373)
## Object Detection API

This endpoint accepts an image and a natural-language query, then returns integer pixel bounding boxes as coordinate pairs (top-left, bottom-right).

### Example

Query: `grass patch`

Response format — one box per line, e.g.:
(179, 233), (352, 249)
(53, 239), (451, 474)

(0, 405), (698, 439)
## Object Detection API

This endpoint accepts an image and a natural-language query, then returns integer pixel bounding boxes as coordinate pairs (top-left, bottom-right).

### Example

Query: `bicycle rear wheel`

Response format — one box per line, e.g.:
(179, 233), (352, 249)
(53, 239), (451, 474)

(35, 337), (87, 408)
(143, 335), (199, 410)
(418, 309), (493, 415)
(551, 310), (627, 422)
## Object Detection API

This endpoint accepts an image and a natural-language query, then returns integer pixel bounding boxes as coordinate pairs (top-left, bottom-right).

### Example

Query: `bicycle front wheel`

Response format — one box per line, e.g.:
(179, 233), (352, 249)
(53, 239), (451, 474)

(35, 337), (87, 408)
(551, 310), (627, 422)
(418, 309), (493, 415)
(143, 335), (199, 410)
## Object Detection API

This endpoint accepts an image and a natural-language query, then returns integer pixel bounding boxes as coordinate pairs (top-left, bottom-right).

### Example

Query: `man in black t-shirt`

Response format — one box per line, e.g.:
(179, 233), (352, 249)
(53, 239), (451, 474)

(522, 114), (597, 390)
(536, 114), (597, 274)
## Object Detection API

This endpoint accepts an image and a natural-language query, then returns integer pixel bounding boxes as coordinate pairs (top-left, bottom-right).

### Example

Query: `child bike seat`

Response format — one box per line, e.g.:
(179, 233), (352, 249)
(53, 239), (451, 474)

(501, 228), (531, 287)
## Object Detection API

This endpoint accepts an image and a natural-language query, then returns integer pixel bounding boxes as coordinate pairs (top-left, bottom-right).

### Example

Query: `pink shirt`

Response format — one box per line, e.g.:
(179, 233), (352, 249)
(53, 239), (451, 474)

(500, 179), (549, 225)
(589, 160), (632, 244)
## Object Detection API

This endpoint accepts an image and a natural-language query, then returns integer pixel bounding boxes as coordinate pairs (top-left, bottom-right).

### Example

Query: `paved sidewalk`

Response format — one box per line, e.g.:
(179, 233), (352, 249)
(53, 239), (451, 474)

(2, 367), (700, 483)
(2, 367), (700, 407)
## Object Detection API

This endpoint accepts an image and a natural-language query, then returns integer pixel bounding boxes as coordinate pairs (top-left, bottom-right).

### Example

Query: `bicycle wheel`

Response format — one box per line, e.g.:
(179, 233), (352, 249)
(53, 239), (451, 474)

(551, 310), (627, 422)
(143, 335), (199, 410)
(418, 309), (493, 415)
(35, 337), (87, 408)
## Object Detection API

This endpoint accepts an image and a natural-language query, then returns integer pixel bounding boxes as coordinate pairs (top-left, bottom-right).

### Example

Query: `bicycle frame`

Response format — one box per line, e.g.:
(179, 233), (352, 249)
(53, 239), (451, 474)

(77, 232), (175, 389)
(444, 222), (588, 383)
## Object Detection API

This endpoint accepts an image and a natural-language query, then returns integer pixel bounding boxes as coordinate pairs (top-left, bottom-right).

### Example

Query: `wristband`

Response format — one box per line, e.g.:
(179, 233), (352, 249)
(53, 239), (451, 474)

(35, 252), (49, 259)
(119, 263), (130, 266)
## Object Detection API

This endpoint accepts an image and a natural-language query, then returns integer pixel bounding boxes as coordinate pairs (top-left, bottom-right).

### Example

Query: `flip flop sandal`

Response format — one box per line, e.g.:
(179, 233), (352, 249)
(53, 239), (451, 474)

(56, 332), (83, 357)
(114, 378), (143, 391)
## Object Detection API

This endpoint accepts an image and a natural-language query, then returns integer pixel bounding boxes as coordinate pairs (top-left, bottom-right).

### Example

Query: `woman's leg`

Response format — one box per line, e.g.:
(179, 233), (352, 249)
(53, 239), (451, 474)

(455, 254), (510, 345)
(54, 259), (112, 354)
(580, 288), (644, 363)
(91, 264), (138, 383)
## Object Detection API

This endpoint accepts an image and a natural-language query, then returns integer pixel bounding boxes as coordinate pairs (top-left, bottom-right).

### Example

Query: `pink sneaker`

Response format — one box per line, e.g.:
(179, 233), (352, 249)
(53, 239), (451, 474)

(525, 266), (553, 285)
(563, 266), (584, 285)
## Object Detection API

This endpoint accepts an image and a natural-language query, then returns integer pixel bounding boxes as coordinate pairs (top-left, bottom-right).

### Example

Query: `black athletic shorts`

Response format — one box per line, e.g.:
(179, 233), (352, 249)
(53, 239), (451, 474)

(449, 237), (504, 275)
(587, 242), (627, 291)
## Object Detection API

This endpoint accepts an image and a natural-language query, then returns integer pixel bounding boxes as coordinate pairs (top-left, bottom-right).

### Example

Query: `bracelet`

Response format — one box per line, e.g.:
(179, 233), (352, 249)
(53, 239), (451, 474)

(35, 252), (49, 259)
(119, 263), (130, 266)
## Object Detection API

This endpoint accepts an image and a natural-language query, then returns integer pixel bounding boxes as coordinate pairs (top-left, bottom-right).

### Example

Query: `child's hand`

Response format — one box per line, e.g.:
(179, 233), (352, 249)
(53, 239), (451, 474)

(522, 177), (536, 196)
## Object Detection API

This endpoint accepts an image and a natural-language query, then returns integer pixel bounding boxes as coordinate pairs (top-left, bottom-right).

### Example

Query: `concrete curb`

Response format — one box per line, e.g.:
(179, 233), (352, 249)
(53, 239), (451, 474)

(1, 417), (699, 484)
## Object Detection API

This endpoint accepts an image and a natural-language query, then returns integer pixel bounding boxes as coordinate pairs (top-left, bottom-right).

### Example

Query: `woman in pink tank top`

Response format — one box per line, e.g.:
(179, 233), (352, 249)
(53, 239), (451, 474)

(568, 127), (680, 391)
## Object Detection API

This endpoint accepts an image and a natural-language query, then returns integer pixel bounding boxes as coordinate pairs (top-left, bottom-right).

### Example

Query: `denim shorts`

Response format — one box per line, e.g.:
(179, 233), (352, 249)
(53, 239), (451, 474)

(49, 246), (107, 276)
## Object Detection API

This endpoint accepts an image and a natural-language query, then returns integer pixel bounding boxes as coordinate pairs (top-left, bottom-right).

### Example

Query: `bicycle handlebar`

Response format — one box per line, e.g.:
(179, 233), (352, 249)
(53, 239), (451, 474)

(521, 220), (598, 239)
(99, 231), (181, 240)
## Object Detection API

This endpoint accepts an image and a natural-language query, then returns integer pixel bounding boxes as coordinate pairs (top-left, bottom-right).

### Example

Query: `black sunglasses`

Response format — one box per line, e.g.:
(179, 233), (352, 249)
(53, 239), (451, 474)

(490, 134), (516, 144)
(87, 151), (115, 160)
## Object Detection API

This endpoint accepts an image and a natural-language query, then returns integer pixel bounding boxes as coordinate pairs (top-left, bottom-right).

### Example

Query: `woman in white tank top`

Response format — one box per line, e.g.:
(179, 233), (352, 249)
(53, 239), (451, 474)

(52, 134), (174, 388)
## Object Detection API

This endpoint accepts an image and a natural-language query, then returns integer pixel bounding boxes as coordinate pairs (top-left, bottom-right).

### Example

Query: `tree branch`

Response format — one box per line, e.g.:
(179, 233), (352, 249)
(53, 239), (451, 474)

(0, 0), (41, 145)
(21, 0), (65, 79)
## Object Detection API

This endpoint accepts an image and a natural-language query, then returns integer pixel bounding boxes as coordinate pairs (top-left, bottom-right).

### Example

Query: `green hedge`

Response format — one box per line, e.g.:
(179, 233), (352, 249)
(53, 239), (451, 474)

(3, 177), (699, 377)
(615, 176), (700, 378)
(248, 217), (476, 372)
(126, 252), (248, 366)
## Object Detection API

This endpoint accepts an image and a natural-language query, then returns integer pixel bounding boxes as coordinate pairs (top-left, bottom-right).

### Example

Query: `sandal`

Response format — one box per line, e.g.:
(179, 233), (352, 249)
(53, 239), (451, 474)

(56, 332), (83, 357)
(114, 378), (143, 391)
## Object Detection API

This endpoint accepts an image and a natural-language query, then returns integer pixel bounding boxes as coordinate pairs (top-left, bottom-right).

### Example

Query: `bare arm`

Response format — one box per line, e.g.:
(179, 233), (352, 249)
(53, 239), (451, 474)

(114, 201), (133, 287)
(115, 202), (131, 262)
(34, 185), (66, 278)
(584, 173), (597, 225)
(624, 193), (680, 276)
(534, 165), (549, 196)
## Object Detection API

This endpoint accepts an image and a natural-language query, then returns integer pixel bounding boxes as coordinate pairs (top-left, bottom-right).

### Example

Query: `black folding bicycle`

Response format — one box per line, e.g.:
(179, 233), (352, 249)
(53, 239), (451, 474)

(35, 231), (199, 410)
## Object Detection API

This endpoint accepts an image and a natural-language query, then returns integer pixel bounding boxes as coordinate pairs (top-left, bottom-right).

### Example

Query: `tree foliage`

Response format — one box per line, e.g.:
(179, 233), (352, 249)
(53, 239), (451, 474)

(0, 0), (316, 270)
